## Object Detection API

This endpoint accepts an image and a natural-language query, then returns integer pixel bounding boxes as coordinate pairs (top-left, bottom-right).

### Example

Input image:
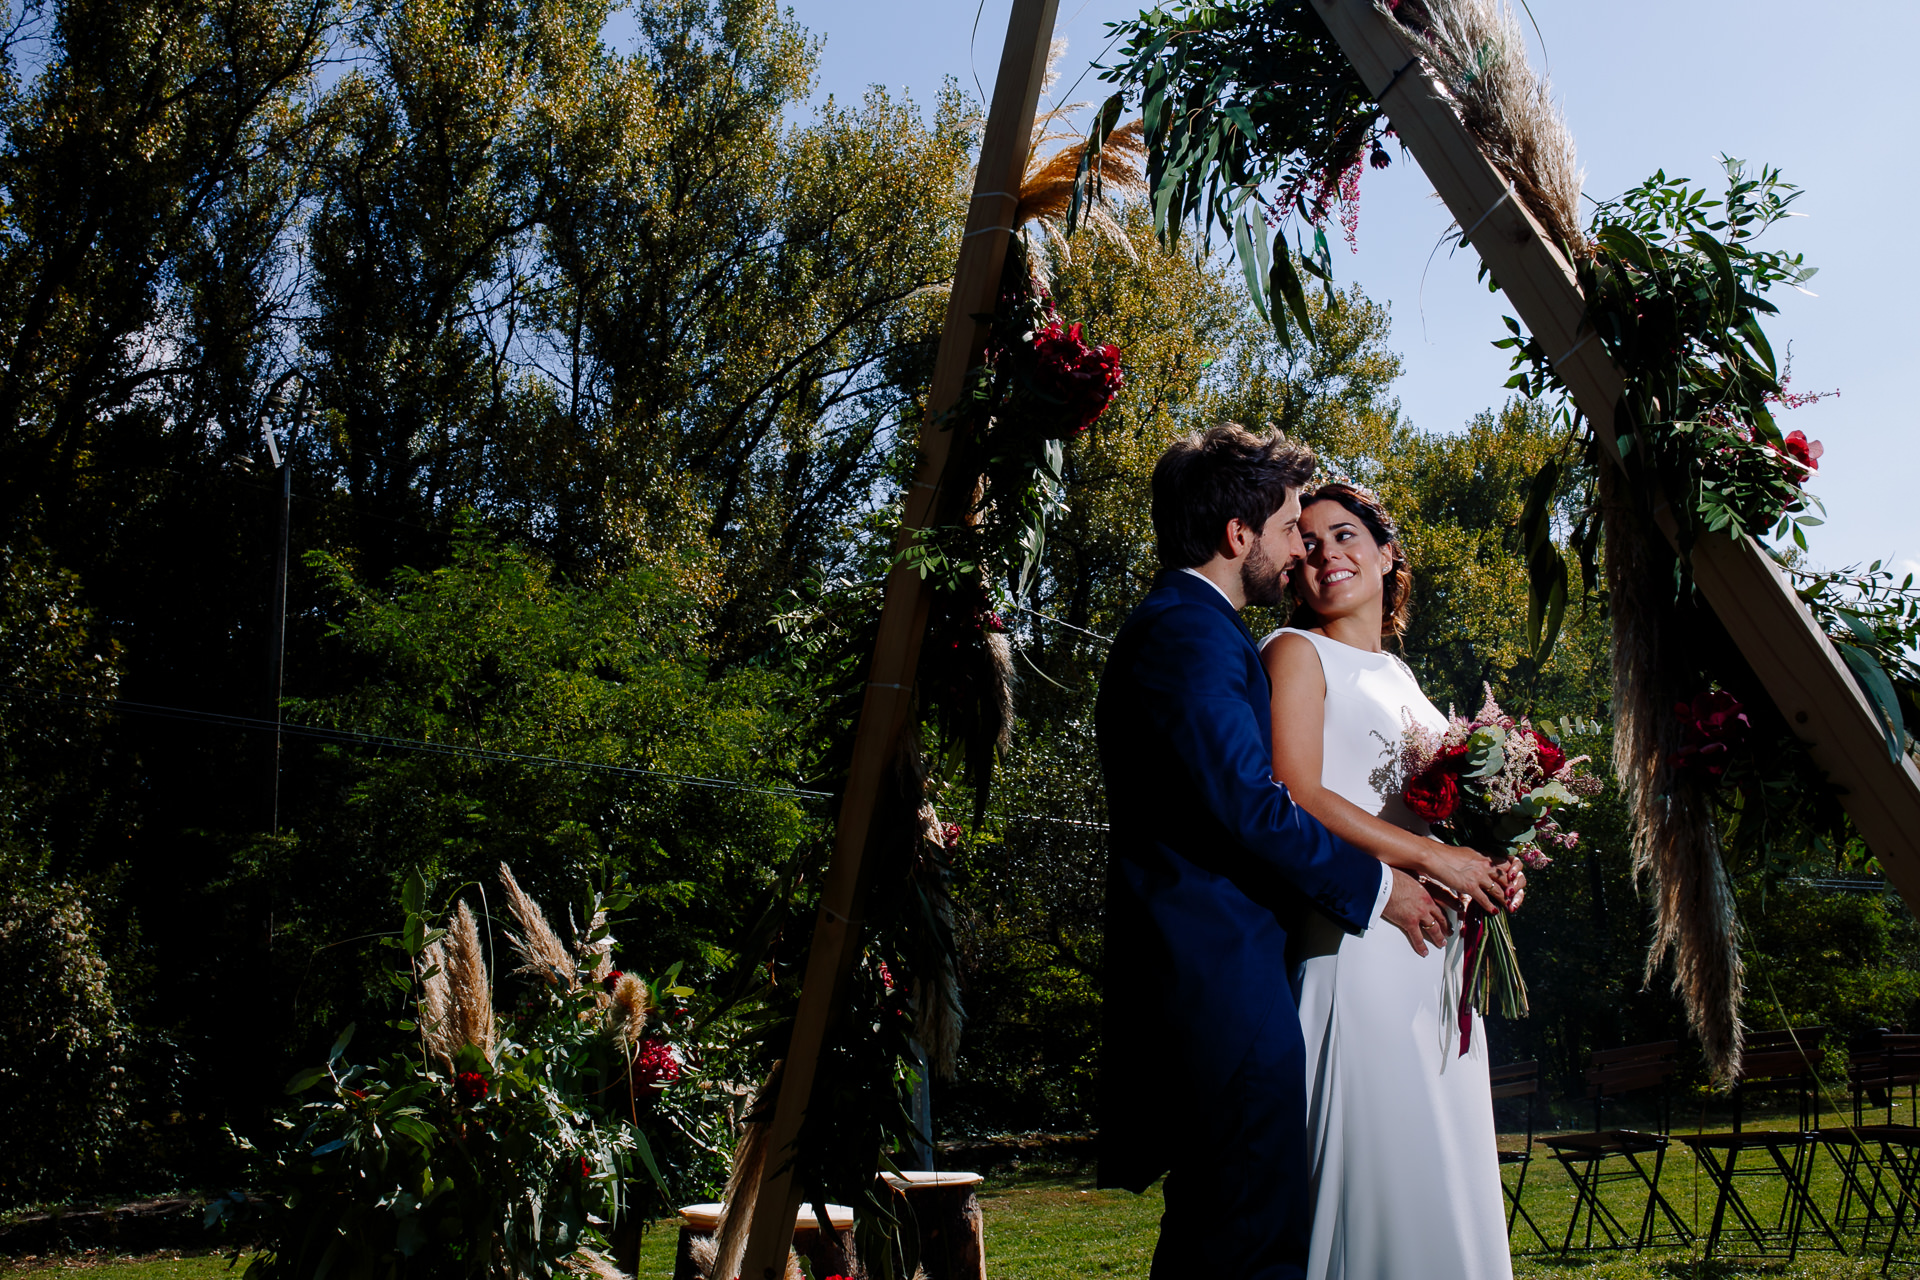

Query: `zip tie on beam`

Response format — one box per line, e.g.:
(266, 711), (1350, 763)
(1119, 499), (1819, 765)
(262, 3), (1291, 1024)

(962, 222), (1015, 239)
(1459, 184), (1516, 245)
(868, 682), (911, 691)
(1552, 330), (1596, 369)
(970, 190), (1017, 201)
(1375, 54), (1423, 105)
(822, 906), (862, 926)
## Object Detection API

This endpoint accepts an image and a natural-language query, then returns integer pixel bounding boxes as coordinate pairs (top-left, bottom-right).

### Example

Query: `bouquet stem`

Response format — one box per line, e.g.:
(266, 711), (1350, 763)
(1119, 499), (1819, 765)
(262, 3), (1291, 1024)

(1465, 908), (1529, 1022)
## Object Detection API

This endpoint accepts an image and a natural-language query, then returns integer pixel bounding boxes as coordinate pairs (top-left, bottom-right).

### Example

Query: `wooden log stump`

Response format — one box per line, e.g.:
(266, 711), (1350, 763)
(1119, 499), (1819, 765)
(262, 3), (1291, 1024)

(881, 1172), (985, 1280)
(669, 1202), (859, 1280)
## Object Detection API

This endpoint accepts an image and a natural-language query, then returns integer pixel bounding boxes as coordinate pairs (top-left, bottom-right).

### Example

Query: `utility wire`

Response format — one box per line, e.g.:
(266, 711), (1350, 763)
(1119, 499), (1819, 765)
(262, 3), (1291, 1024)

(1014, 604), (1111, 644)
(3, 685), (832, 801)
(6, 687), (1117, 828)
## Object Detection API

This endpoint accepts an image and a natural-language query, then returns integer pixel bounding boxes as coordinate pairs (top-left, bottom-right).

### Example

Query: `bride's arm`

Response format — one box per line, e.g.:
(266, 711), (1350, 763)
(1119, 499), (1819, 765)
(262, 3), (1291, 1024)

(1263, 632), (1507, 915)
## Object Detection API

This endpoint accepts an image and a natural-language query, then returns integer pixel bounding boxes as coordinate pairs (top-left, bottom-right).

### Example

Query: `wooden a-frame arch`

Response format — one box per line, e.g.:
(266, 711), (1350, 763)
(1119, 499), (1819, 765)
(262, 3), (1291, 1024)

(740, 1), (1920, 1272)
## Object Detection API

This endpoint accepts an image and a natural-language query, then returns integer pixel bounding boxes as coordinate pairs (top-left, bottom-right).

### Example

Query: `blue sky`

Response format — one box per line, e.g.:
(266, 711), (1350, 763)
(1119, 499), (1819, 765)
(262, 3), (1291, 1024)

(763, 0), (1919, 580)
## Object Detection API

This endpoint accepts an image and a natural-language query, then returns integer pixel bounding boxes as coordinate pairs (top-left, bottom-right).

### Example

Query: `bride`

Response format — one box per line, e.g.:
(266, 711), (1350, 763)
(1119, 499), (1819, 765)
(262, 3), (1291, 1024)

(1260, 482), (1519, 1280)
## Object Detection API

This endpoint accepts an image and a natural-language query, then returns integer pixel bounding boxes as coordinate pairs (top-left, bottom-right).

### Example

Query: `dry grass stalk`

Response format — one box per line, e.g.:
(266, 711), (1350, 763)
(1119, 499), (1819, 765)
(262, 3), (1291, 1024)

(608, 971), (649, 1054)
(914, 801), (966, 1080)
(499, 862), (577, 991)
(686, 1236), (805, 1280)
(445, 900), (497, 1063)
(563, 1247), (628, 1280)
(1382, 0), (1586, 256)
(1601, 463), (1743, 1080)
(708, 1061), (783, 1280)
(420, 936), (455, 1069)
(1016, 120), (1147, 263)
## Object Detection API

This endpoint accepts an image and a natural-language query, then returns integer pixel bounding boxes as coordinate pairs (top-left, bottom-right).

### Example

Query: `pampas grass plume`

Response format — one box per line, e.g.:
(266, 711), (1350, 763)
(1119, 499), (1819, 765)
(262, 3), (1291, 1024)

(500, 862), (578, 991)
(445, 900), (497, 1062)
(609, 972), (649, 1053)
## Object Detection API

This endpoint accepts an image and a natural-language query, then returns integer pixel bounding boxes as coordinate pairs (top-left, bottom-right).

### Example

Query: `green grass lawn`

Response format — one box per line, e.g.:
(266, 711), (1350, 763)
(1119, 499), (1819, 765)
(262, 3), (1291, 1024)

(8, 1121), (1913, 1280)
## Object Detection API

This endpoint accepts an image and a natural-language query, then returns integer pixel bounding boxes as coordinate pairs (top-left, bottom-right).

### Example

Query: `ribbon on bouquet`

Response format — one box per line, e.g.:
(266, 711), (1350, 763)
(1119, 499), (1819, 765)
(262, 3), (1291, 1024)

(1457, 912), (1486, 1057)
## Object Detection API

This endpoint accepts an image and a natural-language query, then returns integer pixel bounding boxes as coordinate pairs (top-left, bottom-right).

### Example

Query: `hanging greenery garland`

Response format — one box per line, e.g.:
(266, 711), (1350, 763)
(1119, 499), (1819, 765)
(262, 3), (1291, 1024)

(1092, 0), (1919, 1075)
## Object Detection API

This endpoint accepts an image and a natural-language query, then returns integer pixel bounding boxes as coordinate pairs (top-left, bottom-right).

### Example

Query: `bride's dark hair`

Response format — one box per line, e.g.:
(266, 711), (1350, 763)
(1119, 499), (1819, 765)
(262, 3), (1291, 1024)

(1288, 482), (1414, 644)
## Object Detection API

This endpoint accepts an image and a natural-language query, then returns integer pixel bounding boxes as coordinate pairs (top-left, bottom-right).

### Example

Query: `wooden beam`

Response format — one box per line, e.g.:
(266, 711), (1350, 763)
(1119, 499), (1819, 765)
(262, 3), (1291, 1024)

(1310, 0), (1920, 911)
(734, 3), (1061, 1276)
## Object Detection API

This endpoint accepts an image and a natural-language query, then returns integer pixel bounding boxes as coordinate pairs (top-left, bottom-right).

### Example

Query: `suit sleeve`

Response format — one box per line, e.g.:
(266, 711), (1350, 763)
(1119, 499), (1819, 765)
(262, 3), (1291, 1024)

(1130, 601), (1383, 934)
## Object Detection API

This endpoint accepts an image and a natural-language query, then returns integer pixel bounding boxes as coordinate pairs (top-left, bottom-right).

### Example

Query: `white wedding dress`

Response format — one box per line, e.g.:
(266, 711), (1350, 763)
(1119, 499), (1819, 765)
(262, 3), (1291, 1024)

(1261, 627), (1512, 1280)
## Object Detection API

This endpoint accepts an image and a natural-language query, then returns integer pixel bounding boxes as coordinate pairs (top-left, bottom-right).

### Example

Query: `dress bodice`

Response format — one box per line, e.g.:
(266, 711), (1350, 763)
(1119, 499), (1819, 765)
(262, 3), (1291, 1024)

(1258, 626), (1446, 833)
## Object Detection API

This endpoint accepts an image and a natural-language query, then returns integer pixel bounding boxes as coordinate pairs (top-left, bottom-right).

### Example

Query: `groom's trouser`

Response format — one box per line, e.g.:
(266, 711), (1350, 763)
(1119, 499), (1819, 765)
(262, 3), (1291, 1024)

(1153, 998), (1312, 1280)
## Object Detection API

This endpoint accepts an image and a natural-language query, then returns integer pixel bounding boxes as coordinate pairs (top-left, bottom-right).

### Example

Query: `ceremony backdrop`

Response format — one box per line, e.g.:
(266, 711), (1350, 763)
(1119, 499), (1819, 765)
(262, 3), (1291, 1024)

(771, 0), (1918, 574)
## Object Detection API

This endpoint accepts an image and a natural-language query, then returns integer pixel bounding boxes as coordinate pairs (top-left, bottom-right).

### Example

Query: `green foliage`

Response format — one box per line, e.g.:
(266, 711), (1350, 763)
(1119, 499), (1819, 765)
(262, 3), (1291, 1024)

(227, 872), (737, 1280)
(274, 525), (816, 1046)
(0, 873), (130, 1206)
(1096, 0), (1382, 344)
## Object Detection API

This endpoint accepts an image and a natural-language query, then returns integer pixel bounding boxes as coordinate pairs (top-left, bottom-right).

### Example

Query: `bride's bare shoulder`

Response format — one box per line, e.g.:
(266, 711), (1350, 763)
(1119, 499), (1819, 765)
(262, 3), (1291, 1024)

(1260, 628), (1326, 695)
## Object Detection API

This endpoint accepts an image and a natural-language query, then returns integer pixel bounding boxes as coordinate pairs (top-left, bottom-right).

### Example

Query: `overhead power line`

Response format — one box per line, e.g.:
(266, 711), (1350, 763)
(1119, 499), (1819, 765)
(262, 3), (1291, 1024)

(3, 685), (832, 801)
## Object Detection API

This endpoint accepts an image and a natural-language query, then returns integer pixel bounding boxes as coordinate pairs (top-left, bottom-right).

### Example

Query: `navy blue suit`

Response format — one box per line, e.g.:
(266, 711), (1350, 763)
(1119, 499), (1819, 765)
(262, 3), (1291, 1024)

(1095, 570), (1383, 1278)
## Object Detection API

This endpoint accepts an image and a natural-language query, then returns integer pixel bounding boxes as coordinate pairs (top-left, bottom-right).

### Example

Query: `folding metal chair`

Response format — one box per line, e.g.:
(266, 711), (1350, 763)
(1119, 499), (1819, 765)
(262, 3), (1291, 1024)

(1885, 1034), (1920, 1124)
(1540, 1041), (1693, 1252)
(1490, 1060), (1552, 1252)
(1873, 1126), (1920, 1275)
(1678, 1026), (1846, 1260)
(1821, 1031), (1897, 1237)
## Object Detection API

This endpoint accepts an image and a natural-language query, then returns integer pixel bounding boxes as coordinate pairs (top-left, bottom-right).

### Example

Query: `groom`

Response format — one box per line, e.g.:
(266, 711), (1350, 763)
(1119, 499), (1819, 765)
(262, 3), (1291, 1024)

(1095, 424), (1446, 1278)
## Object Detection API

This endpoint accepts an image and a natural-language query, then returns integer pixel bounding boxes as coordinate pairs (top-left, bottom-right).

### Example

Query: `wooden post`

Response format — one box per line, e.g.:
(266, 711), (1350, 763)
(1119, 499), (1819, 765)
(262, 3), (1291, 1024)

(734, 3), (1061, 1275)
(1309, 0), (1920, 911)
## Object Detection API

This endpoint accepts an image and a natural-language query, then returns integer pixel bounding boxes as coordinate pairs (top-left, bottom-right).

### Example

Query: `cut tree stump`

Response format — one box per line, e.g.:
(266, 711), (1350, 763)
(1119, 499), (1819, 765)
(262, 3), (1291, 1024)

(882, 1172), (986, 1280)
(673, 1202), (858, 1280)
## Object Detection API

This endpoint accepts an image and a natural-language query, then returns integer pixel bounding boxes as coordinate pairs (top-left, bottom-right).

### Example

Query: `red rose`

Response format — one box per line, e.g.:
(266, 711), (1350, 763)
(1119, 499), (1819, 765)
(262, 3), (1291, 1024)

(631, 1038), (681, 1092)
(578, 1156), (592, 1179)
(1781, 430), (1824, 473)
(1030, 321), (1125, 435)
(454, 1071), (489, 1104)
(1403, 761), (1461, 823)
(600, 969), (623, 992)
(1531, 731), (1566, 779)
(1673, 690), (1750, 779)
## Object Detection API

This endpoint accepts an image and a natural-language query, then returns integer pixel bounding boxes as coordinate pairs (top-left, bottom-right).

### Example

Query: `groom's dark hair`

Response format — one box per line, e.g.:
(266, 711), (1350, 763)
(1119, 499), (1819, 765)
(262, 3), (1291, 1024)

(1151, 423), (1318, 568)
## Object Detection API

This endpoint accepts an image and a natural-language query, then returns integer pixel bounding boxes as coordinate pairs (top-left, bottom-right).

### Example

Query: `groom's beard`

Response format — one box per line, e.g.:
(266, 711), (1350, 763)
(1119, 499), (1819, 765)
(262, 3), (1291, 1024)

(1241, 539), (1289, 608)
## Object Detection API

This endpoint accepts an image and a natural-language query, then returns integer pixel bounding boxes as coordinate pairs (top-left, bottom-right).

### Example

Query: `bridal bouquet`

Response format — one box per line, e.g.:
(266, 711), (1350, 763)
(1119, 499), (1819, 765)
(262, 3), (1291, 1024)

(1398, 688), (1603, 1045)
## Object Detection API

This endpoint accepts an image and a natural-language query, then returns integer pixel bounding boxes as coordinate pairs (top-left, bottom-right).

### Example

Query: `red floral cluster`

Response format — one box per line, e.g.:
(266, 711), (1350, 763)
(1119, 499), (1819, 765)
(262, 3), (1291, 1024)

(454, 1071), (489, 1103)
(1780, 429), (1824, 475)
(1672, 690), (1750, 779)
(1403, 743), (1469, 823)
(631, 1038), (680, 1091)
(1030, 321), (1123, 435)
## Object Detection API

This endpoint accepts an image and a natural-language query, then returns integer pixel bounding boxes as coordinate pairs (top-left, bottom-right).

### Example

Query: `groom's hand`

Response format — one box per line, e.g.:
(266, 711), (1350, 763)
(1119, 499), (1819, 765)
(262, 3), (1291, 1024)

(1382, 868), (1450, 956)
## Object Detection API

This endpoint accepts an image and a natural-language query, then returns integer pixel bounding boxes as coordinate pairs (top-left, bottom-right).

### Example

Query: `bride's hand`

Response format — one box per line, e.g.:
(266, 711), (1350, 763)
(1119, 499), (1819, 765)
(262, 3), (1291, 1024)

(1419, 843), (1507, 915)
(1501, 860), (1527, 912)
